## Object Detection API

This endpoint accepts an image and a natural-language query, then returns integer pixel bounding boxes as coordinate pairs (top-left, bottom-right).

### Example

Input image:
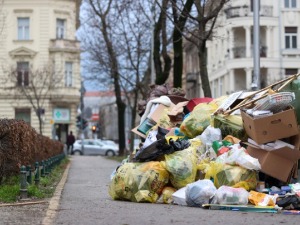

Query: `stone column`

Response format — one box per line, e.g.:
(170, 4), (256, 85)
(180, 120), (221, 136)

(229, 69), (235, 91)
(245, 67), (252, 90)
(228, 28), (234, 59)
(266, 26), (273, 57)
(244, 25), (251, 58)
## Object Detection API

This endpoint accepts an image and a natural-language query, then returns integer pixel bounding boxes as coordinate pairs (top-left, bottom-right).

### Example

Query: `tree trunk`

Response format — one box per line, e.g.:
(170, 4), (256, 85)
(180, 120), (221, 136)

(172, 0), (193, 88)
(198, 40), (212, 97)
(153, 0), (171, 85)
(173, 33), (183, 88)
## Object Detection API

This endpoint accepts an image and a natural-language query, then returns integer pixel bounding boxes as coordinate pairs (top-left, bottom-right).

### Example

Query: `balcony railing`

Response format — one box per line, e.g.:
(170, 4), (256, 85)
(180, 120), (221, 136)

(232, 46), (267, 58)
(49, 39), (80, 53)
(225, 5), (273, 19)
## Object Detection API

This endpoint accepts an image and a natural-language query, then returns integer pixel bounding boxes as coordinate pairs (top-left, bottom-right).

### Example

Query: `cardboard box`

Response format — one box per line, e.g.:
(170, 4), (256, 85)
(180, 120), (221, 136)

(132, 104), (171, 138)
(247, 134), (300, 183)
(167, 101), (188, 123)
(241, 107), (298, 144)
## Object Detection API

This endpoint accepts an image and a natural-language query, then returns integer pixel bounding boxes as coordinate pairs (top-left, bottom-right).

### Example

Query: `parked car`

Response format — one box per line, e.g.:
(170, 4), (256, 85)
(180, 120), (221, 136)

(72, 139), (119, 156)
(99, 139), (119, 148)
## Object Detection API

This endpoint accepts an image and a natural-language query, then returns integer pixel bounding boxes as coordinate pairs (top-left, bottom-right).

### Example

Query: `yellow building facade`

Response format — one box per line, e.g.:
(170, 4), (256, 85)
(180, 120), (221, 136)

(0, 0), (82, 143)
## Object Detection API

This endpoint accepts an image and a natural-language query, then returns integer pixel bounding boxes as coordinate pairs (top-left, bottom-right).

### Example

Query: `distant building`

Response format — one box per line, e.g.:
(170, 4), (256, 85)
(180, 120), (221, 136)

(0, 0), (82, 143)
(83, 91), (132, 143)
(185, 0), (300, 98)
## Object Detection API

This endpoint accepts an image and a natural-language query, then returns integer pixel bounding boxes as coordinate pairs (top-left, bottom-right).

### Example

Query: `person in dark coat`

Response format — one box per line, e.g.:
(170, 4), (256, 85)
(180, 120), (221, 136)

(66, 131), (76, 154)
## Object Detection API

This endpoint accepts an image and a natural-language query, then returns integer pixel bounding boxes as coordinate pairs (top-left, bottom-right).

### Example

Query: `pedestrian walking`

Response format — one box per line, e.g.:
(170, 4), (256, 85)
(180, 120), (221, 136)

(66, 131), (75, 154)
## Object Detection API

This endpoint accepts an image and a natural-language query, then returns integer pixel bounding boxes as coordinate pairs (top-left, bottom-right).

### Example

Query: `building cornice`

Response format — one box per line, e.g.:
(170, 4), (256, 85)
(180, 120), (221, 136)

(9, 46), (37, 58)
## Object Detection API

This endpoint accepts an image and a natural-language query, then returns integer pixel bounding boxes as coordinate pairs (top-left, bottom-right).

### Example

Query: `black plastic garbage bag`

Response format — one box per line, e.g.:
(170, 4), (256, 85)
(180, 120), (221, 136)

(133, 138), (190, 162)
(277, 195), (300, 209)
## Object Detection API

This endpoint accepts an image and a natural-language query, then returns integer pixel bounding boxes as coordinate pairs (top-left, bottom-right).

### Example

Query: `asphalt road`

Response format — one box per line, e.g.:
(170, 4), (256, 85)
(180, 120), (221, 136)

(1, 156), (300, 225)
(53, 156), (300, 225)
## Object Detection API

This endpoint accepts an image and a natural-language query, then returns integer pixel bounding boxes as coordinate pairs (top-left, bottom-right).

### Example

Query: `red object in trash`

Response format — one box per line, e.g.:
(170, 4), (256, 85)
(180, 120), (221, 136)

(217, 146), (230, 156)
(186, 97), (213, 112)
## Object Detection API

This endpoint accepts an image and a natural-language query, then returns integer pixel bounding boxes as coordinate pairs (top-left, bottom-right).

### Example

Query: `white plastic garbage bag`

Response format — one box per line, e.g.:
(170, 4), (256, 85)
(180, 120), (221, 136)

(211, 185), (249, 205)
(185, 179), (217, 207)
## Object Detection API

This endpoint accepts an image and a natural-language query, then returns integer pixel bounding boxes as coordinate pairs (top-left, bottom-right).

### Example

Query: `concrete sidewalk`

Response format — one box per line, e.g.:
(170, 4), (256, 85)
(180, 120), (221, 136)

(45, 156), (120, 225)
(2, 156), (300, 225)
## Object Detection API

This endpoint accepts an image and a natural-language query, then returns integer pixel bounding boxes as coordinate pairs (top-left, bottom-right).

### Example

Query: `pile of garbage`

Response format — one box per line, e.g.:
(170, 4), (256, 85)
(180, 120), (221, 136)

(109, 75), (300, 214)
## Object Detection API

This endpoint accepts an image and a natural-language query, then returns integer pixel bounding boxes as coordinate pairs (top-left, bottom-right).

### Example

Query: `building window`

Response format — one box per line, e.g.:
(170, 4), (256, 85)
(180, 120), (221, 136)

(18, 17), (30, 40)
(56, 19), (65, 39)
(285, 0), (296, 8)
(15, 108), (31, 124)
(285, 27), (297, 49)
(17, 62), (29, 86)
(285, 68), (298, 76)
(65, 62), (73, 87)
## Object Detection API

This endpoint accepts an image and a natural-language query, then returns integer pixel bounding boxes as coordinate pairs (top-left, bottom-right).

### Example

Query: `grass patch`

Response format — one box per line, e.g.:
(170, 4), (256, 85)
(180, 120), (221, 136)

(0, 157), (69, 203)
(106, 155), (128, 163)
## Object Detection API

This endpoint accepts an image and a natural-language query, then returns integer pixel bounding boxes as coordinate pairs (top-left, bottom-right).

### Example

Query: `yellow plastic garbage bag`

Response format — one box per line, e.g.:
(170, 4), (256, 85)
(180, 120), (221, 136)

(109, 161), (169, 203)
(164, 146), (198, 189)
(201, 161), (257, 191)
(180, 103), (218, 138)
(248, 191), (278, 207)
(156, 186), (177, 204)
(180, 96), (227, 138)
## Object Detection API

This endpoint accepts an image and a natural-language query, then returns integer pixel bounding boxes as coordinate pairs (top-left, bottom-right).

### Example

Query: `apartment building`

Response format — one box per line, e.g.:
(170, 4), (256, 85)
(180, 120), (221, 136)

(185, 0), (300, 99)
(0, 0), (82, 143)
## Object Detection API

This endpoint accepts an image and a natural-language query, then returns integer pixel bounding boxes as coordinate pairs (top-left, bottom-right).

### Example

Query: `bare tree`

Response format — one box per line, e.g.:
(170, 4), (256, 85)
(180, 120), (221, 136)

(188, 0), (230, 97)
(0, 0), (5, 36)
(2, 64), (63, 135)
(83, 0), (128, 156)
(81, 0), (153, 154)
(153, 0), (172, 85)
(156, 0), (229, 96)
(171, 0), (193, 88)
(115, 1), (152, 151)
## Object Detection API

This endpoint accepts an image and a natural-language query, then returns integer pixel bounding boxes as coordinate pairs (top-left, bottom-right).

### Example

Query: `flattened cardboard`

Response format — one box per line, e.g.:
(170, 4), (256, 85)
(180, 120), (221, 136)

(246, 134), (300, 183)
(132, 104), (171, 138)
(241, 108), (298, 144)
(168, 101), (188, 123)
(131, 127), (146, 139)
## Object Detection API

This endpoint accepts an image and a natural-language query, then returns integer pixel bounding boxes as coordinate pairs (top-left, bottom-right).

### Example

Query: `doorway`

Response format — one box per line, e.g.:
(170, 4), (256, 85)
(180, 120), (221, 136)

(55, 124), (69, 144)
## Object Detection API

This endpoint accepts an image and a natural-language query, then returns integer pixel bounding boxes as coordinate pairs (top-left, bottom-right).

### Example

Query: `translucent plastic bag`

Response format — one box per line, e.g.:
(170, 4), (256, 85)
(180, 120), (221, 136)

(109, 161), (169, 203)
(212, 185), (249, 205)
(203, 162), (257, 191)
(185, 179), (217, 207)
(164, 146), (198, 189)
(180, 102), (218, 138)
(156, 186), (177, 204)
(216, 144), (261, 170)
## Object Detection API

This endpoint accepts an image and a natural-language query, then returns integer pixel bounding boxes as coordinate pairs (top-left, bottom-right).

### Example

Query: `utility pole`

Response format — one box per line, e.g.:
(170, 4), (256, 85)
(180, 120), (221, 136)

(80, 81), (86, 153)
(150, 1), (155, 84)
(252, 0), (260, 90)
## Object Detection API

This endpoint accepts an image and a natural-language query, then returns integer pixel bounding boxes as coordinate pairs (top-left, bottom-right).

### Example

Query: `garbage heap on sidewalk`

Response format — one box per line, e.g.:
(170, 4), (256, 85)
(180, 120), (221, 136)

(109, 74), (300, 214)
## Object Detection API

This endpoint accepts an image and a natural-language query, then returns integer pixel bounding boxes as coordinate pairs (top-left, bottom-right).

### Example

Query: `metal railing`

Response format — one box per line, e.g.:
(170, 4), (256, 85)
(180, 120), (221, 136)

(231, 46), (267, 58)
(19, 153), (65, 199)
(225, 5), (273, 19)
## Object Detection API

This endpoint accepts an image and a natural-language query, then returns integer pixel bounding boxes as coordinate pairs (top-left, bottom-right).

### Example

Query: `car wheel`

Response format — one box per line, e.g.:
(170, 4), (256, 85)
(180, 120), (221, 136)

(73, 150), (82, 156)
(106, 150), (115, 157)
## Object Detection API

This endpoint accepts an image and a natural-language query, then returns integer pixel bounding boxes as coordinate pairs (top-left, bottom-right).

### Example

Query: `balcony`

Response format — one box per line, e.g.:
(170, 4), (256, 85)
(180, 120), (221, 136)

(50, 87), (80, 104)
(232, 46), (267, 58)
(49, 39), (81, 53)
(225, 5), (273, 19)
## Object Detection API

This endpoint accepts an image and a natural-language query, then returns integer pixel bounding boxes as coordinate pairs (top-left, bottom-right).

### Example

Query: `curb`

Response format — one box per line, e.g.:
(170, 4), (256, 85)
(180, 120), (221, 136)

(41, 160), (72, 225)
